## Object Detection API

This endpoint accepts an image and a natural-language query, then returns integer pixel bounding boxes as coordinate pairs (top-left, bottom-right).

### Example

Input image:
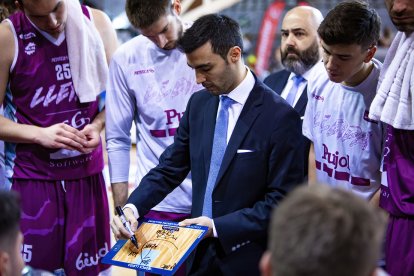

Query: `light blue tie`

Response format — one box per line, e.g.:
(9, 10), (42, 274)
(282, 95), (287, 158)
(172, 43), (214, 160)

(202, 96), (234, 217)
(285, 75), (304, 106)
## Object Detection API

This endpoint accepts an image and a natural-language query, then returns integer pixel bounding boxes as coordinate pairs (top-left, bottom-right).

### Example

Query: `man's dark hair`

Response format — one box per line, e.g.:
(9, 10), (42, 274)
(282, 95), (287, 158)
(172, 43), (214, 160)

(0, 191), (21, 250)
(178, 14), (243, 60)
(0, 0), (17, 18)
(126, 0), (172, 29)
(0, 6), (10, 21)
(270, 185), (386, 276)
(318, 0), (381, 49)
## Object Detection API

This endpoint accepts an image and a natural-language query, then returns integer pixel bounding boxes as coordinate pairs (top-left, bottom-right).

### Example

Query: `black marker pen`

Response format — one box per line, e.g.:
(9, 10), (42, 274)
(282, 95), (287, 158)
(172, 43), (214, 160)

(115, 206), (139, 249)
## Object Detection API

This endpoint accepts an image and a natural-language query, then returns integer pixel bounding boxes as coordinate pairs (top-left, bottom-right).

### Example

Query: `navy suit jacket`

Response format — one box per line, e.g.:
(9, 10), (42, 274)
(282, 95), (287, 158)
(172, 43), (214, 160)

(127, 77), (304, 275)
(264, 69), (311, 178)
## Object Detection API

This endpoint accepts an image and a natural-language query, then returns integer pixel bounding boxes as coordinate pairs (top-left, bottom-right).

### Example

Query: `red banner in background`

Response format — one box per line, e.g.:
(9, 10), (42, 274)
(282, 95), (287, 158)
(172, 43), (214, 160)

(254, 1), (285, 77)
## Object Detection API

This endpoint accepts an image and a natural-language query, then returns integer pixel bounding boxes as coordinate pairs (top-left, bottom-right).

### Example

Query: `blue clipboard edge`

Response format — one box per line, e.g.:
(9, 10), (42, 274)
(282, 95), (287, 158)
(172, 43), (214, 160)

(101, 218), (208, 275)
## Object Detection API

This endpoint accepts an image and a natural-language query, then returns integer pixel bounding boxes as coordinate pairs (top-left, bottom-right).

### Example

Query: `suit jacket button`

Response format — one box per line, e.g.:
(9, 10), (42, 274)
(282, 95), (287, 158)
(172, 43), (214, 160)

(232, 246), (236, 252)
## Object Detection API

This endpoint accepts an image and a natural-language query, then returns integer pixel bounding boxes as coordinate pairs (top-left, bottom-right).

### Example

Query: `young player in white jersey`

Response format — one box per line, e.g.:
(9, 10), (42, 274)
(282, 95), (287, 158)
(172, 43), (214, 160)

(105, 3), (201, 274)
(106, 0), (201, 212)
(303, 1), (383, 200)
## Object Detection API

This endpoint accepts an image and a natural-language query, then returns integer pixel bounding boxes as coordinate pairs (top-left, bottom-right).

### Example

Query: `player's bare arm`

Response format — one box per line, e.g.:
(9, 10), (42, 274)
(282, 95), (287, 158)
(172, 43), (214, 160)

(0, 21), (88, 151)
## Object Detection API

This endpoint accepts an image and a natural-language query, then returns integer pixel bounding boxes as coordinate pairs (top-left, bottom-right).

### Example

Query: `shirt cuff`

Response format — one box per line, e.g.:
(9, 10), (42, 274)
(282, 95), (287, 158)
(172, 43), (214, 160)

(124, 204), (139, 219)
(212, 218), (218, 237)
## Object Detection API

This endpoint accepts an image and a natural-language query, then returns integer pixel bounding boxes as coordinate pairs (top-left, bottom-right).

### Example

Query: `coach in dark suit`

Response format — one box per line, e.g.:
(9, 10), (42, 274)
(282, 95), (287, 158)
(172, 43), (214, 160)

(264, 6), (323, 180)
(111, 14), (303, 276)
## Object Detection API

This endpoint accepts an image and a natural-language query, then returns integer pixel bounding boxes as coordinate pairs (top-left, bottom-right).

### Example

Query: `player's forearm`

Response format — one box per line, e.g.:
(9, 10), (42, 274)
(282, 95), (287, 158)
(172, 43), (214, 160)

(90, 109), (105, 133)
(369, 188), (381, 207)
(111, 181), (129, 207)
(0, 115), (42, 143)
(308, 143), (317, 185)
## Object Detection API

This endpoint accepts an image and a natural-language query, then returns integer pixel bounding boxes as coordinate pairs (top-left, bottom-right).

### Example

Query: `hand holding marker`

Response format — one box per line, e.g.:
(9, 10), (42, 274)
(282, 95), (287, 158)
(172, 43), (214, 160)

(115, 206), (139, 249)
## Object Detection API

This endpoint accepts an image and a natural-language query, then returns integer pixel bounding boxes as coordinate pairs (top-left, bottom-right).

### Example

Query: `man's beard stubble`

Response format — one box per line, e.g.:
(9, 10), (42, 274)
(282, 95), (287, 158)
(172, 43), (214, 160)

(281, 41), (320, 75)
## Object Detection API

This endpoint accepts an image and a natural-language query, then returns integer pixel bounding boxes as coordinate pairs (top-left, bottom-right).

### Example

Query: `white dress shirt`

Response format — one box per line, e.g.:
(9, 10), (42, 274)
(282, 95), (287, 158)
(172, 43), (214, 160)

(280, 62), (322, 106)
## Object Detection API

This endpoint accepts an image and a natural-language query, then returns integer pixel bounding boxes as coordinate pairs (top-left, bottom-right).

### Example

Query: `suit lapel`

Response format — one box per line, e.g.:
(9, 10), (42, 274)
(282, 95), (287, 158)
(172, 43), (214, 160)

(214, 85), (263, 188)
(203, 96), (220, 178)
(273, 70), (290, 95)
(294, 86), (308, 116)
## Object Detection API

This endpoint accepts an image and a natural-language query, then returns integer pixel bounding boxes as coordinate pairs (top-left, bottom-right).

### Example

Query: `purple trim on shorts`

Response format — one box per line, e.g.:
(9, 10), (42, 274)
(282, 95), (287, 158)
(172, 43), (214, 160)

(64, 215), (96, 258)
(21, 199), (51, 220)
(23, 218), (64, 236)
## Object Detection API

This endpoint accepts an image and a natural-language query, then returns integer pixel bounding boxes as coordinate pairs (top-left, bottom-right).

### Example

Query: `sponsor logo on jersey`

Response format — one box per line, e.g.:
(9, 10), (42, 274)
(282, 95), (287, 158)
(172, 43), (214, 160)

(25, 42), (36, 55)
(134, 68), (155, 75)
(311, 92), (324, 102)
(19, 32), (36, 40)
(150, 109), (184, 138)
(51, 56), (69, 63)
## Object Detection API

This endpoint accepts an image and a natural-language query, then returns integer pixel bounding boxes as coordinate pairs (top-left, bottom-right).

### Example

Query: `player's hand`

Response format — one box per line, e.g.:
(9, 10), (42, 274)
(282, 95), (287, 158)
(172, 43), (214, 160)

(80, 123), (101, 151)
(110, 207), (138, 240)
(35, 123), (88, 152)
(179, 216), (213, 238)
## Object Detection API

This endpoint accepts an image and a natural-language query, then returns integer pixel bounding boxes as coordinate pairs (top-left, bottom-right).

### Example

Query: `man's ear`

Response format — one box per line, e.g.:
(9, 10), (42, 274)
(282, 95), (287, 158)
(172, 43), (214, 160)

(228, 46), (242, 64)
(364, 46), (377, 63)
(259, 251), (273, 276)
(0, 251), (10, 276)
(172, 0), (181, 16)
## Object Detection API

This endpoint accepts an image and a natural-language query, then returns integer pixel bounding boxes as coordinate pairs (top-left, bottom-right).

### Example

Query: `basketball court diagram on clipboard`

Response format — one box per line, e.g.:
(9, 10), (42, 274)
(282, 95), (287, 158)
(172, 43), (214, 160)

(102, 219), (208, 275)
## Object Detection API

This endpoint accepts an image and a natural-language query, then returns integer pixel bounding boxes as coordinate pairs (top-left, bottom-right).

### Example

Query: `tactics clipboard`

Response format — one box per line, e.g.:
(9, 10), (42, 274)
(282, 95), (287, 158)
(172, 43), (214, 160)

(102, 219), (208, 275)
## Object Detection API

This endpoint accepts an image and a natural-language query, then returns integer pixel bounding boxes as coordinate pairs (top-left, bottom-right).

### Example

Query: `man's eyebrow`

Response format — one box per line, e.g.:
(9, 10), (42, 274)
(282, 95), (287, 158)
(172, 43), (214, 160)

(321, 45), (331, 54)
(188, 63), (211, 70)
(281, 28), (306, 33)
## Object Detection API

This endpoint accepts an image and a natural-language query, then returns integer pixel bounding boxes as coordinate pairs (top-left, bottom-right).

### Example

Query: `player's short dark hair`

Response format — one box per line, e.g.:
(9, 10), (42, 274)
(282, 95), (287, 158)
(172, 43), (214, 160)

(318, 0), (381, 49)
(126, 0), (172, 29)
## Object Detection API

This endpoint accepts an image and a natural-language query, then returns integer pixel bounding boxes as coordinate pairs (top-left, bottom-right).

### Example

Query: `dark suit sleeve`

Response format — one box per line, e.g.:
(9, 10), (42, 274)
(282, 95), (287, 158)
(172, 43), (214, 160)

(126, 94), (194, 216)
(214, 103), (304, 254)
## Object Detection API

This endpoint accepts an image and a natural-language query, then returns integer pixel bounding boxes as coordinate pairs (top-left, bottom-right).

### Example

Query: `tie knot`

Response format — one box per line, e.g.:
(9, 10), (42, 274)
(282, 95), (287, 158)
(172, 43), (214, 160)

(220, 96), (234, 109)
(292, 75), (304, 85)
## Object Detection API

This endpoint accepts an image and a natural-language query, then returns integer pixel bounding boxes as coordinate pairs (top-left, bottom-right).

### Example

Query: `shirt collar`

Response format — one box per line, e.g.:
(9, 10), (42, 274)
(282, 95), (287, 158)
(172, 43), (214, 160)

(288, 60), (323, 82)
(221, 66), (255, 105)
